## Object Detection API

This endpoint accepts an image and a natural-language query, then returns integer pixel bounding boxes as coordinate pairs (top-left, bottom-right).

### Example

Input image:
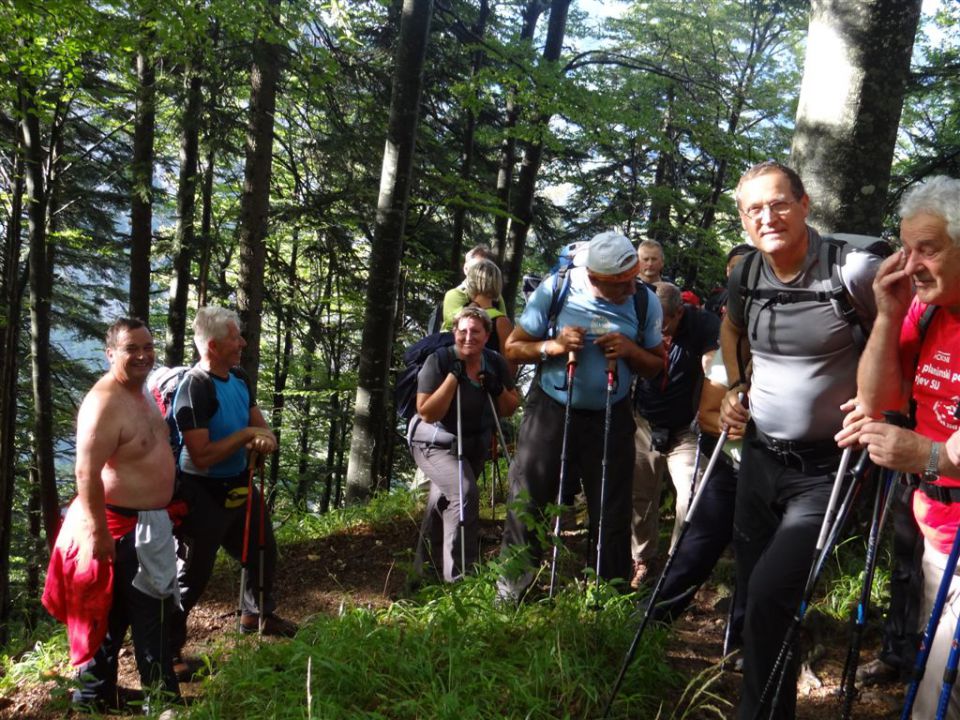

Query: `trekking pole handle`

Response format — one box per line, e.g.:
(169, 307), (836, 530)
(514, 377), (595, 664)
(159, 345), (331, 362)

(883, 410), (911, 428)
(567, 350), (577, 368)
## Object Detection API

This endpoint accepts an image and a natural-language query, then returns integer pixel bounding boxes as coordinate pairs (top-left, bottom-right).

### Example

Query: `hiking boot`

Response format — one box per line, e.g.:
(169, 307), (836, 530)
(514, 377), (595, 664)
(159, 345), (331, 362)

(855, 657), (898, 686)
(172, 655), (206, 682)
(630, 559), (651, 590)
(240, 612), (298, 637)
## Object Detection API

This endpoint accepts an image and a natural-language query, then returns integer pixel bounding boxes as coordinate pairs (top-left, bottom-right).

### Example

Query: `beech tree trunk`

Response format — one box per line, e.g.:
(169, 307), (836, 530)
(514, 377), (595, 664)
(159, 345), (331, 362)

(502, 0), (571, 317)
(128, 29), (156, 320)
(345, 0), (434, 503)
(237, 0), (281, 395)
(791, 0), (922, 234)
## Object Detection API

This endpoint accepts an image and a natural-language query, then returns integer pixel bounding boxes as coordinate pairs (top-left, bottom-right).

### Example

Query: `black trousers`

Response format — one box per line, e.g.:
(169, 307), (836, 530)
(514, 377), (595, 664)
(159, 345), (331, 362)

(735, 436), (840, 720)
(498, 382), (635, 598)
(170, 473), (278, 653)
(74, 529), (179, 705)
(653, 437), (744, 644)
(881, 482), (924, 676)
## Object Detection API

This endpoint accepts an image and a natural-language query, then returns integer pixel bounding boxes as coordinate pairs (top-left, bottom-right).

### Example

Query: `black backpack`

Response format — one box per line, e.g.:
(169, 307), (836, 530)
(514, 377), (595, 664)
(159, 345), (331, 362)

(732, 233), (892, 347)
(394, 332), (456, 422)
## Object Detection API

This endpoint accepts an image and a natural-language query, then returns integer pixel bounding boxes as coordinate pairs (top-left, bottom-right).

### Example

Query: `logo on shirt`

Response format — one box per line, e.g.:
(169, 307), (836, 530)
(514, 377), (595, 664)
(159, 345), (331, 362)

(934, 350), (951, 363)
(933, 396), (960, 432)
(590, 314), (614, 338)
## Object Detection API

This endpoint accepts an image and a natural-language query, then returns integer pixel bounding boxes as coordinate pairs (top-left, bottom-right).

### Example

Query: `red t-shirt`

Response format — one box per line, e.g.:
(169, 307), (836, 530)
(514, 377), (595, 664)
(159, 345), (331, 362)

(899, 298), (960, 553)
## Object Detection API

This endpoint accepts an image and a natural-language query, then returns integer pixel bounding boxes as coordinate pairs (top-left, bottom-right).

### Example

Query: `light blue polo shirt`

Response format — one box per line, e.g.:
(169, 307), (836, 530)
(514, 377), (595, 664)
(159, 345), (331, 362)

(519, 267), (662, 410)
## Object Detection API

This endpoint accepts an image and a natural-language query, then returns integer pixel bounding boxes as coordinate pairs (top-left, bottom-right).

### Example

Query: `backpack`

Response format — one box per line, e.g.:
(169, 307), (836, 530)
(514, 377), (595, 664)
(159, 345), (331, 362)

(731, 233), (892, 347)
(521, 241), (589, 301)
(147, 364), (246, 458)
(394, 332), (456, 422)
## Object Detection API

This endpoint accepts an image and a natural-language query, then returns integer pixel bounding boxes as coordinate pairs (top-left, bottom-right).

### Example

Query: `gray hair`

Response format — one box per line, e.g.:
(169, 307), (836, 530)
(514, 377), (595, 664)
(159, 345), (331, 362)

(464, 259), (503, 300)
(899, 176), (960, 246)
(655, 281), (682, 317)
(193, 306), (241, 356)
(638, 239), (663, 257)
(454, 305), (493, 335)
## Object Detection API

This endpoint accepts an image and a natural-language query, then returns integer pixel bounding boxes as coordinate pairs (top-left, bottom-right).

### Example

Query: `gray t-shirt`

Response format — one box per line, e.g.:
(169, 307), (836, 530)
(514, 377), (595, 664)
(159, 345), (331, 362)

(727, 228), (880, 442)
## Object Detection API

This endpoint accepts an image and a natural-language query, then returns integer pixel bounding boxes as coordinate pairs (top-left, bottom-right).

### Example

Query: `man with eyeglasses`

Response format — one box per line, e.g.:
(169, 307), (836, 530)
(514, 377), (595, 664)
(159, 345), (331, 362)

(719, 160), (881, 720)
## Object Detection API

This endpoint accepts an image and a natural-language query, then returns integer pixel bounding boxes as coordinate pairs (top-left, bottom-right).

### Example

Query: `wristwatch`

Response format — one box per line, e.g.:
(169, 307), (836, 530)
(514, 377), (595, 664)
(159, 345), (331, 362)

(539, 341), (549, 362)
(923, 441), (942, 483)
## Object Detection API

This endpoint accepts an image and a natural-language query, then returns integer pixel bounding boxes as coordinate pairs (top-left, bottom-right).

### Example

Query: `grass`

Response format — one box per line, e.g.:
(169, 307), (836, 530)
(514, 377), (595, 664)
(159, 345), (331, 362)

(187, 571), (692, 720)
(0, 483), (731, 718)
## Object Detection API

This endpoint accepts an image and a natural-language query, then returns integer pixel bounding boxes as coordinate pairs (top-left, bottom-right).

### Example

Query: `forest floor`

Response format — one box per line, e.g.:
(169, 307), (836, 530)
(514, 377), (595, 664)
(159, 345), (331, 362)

(0, 506), (906, 719)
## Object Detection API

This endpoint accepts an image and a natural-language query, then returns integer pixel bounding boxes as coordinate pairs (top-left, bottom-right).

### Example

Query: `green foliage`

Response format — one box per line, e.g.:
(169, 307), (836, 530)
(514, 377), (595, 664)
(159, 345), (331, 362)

(186, 572), (679, 720)
(0, 625), (69, 697)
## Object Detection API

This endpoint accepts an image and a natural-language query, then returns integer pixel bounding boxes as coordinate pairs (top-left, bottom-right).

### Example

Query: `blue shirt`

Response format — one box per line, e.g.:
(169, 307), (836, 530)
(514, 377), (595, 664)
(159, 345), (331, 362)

(519, 267), (663, 410)
(174, 368), (253, 477)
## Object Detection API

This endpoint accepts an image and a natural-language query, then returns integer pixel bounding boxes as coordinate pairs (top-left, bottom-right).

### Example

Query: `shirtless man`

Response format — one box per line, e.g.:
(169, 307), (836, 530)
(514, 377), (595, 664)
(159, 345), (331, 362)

(45, 318), (180, 710)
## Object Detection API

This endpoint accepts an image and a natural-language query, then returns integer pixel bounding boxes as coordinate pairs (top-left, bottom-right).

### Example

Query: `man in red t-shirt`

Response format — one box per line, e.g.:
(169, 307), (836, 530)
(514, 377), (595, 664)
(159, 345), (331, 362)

(839, 175), (960, 717)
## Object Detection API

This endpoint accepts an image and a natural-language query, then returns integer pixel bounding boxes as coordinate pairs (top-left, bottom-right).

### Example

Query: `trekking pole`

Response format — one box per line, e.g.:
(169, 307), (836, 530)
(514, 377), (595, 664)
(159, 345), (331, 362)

(486, 393), (512, 466)
(239, 451), (259, 632)
(839, 412), (910, 718)
(757, 447), (869, 720)
(936, 595), (960, 719)
(257, 460), (266, 637)
(838, 466), (892, 718)
(595, 358), (617, 594)
(456, 381), (467, 578)
(548, 351), (578, 599)
(602, 421), (733, 719)
(901, 514), (960, 718)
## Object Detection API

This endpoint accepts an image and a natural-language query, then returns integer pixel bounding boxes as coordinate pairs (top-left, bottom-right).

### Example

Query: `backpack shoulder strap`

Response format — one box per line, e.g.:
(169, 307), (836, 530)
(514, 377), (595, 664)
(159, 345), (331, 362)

(546, 266), (572, 339)
(633, 280), (650, 342)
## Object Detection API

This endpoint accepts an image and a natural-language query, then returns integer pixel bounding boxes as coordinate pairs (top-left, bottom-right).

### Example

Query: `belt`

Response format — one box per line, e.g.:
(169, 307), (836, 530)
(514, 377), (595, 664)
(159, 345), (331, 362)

(918, 481), (960, 505)
(752, 426), (840, 472)
(753, 428), (839, 456)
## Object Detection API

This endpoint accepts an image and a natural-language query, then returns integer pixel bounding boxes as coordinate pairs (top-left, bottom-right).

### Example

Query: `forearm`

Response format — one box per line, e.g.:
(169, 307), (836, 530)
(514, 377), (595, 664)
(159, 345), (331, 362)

(505, 335), (554, 364)
(626, 342), (665, 378)
(416, 375), (458, 423)
(857, 315), (909, 417)
(188, 430), (257, 470)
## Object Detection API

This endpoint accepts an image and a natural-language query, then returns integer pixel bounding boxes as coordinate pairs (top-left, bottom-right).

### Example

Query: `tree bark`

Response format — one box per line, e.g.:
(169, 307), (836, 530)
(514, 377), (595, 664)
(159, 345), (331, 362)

(236, 0), (282, 396)
(791, 0), (922, 234)
(166, 62), (203, 366)
(447, 0), (489, 278)
(502, 0), (571, 317)
(345, 0), (434, 503)
(128, 27), (156, 320)
(492, 0), (548, 260)
(0, 130), (25, 645)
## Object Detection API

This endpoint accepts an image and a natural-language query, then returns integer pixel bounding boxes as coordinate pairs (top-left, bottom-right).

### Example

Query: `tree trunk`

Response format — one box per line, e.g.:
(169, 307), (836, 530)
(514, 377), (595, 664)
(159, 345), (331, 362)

(0, 131), (25, 646)
(501, 0), (571, 317)
(236, 0), (282, 396)
(166, 62), (203, 366)
(492, 0), (548, 260)
(447, 0), (489, 278)
(197, 144), (216, 309)
(344, 0), (434, 503)
(128, 29), (156, 320)
(36, 109), (64, 548)
(791, 0), (922, 235)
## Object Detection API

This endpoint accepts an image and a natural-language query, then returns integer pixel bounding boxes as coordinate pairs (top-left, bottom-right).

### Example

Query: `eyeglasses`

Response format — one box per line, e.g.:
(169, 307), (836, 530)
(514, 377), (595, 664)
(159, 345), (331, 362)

(738, 199), (796, 222)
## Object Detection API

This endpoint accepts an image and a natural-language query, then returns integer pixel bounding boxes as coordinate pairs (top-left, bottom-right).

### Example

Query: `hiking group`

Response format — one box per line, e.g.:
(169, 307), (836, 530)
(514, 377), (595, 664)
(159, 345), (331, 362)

(40, 158), (960, 720)
(407, 161), (960, 719)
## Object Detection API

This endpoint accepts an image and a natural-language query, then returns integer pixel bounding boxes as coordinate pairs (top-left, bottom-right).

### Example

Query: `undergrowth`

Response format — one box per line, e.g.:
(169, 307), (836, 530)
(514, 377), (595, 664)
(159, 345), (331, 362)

(187, 570), (719, 720)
